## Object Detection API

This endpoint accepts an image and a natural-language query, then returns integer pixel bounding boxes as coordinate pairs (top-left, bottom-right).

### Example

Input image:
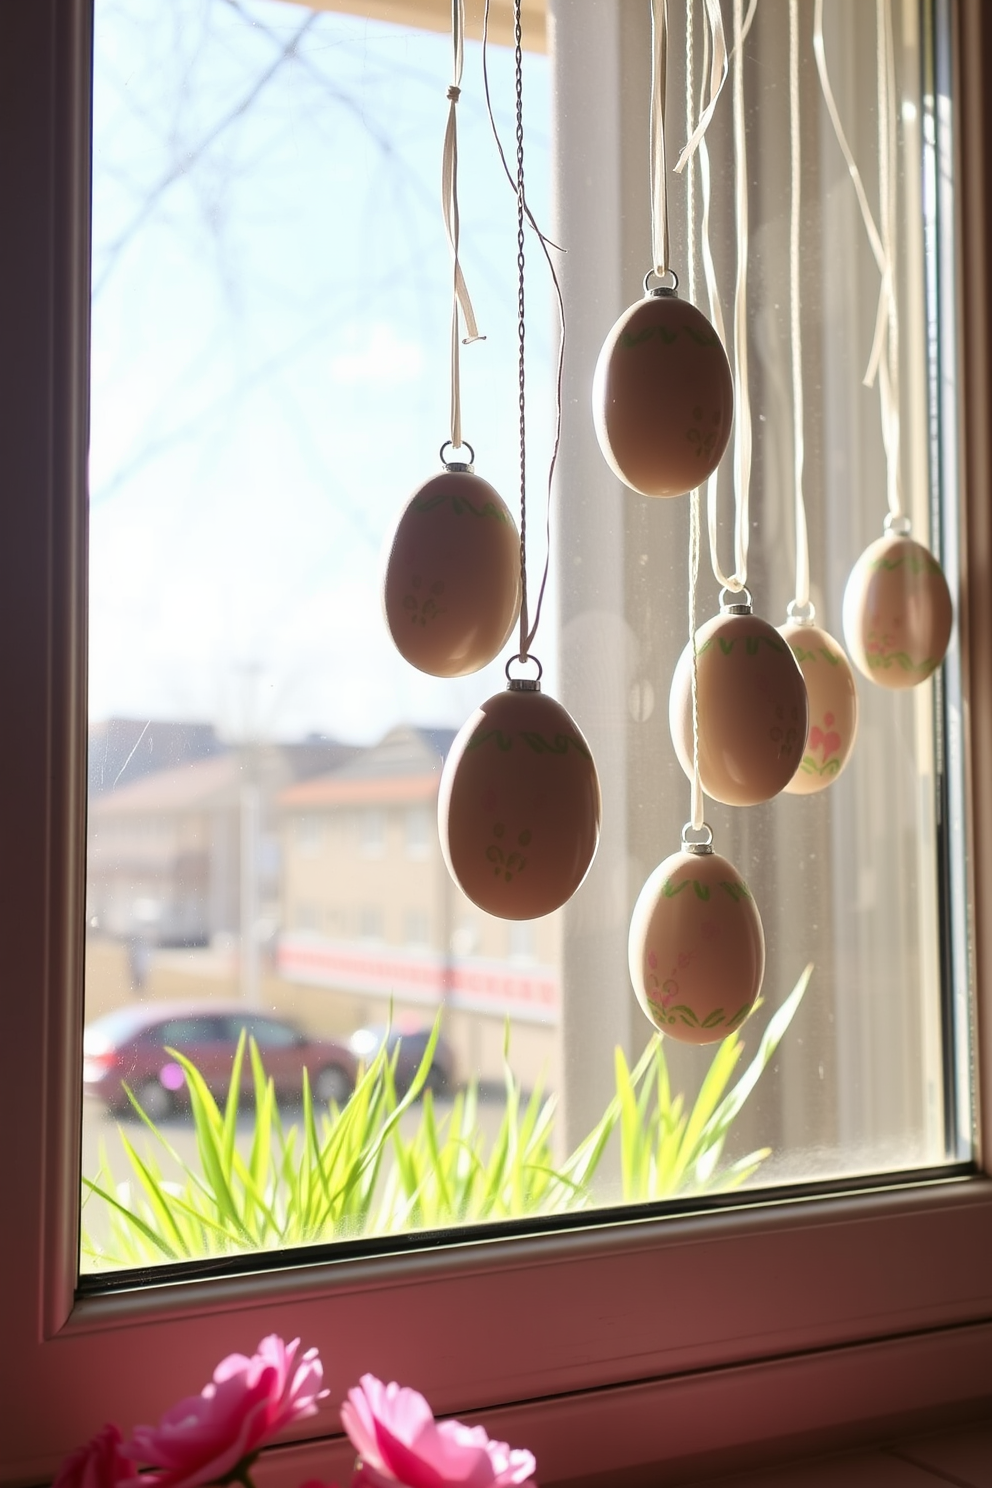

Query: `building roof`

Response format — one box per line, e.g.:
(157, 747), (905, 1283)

(90, 738), (360, 818)
(279, 725), (456, 808)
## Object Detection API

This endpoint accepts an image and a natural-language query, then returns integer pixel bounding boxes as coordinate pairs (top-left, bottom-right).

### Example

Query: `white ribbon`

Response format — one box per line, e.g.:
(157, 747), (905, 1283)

(650, 0), (670, 278)
(441, 0), (483, 453)
(675, 0), (727, 178)
(677, 0), (755, 596)
(813, 0), (903, 522)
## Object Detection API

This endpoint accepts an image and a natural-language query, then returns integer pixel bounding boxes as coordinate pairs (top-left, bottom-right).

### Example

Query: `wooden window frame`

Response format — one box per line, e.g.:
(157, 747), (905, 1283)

(0, 3), (989, 1485)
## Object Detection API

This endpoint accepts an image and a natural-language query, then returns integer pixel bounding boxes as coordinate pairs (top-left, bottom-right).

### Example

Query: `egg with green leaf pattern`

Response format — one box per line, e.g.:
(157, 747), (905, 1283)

(628, 847), (764, 1045)
(383, 467), (521, 677)
(439, 684), (601, 920)
(592, 292), (733, 498)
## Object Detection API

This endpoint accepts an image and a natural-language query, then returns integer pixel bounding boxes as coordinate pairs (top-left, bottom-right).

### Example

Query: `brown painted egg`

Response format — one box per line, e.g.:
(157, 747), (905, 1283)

(842, 532), (952, 689)
(669, 605), (809, 806)
(779, 621), (859, 795)
(628, 846), (764, 1044)
(592, 291), (733, 498)
(438, 683), (601, 920)
(383, 465), (521, 677)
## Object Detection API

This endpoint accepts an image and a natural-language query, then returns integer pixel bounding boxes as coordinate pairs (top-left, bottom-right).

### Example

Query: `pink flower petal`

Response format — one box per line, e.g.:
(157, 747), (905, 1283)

(54, 1424), (134, 1488)
(121, 1336), (328, 1488)
(341, 1377), (536, 1488)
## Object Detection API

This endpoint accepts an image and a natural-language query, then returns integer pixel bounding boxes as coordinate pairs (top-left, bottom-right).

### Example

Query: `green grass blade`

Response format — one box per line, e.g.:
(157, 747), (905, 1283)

(81, 1177), (179, 1261)
(221, 1030), (247, 1171)
(166, 1048), (251, 1240)
(703, 965), (813, 1151)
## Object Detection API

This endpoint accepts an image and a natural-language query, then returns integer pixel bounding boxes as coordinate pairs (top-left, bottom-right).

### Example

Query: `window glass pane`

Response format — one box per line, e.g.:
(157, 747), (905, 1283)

(81, 0), (970, 1278)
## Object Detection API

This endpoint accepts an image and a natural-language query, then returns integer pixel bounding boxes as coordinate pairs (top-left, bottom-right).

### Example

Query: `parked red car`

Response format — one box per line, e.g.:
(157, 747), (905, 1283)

(83, 1002), (358, 1119)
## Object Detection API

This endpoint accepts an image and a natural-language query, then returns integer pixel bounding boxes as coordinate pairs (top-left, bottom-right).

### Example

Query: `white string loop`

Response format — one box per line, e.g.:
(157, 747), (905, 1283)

(650, 0), (670, 278)
(789, 0), (810, 613)
(441, 0), (484, 453)
(813, 0), (903, 523)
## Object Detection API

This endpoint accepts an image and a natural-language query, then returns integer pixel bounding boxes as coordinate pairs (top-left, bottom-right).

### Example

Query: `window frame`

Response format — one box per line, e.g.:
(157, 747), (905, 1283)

(0, 2), (990, 1485)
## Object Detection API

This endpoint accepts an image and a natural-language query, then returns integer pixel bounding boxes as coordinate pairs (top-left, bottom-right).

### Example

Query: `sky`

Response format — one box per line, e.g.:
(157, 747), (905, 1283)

(89, 0), (554, 746)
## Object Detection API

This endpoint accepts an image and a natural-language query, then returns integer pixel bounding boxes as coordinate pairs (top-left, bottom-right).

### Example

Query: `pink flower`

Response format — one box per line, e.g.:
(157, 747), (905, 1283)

(53, 1424), (134, 1488)
(342, 1375), (536, 1488)
(122, 1335), (328, 1488)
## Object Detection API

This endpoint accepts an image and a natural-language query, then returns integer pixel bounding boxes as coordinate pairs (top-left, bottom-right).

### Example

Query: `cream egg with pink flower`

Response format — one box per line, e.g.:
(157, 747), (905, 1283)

(628, 846), (765, 1045)
(778, 621), (858, 795)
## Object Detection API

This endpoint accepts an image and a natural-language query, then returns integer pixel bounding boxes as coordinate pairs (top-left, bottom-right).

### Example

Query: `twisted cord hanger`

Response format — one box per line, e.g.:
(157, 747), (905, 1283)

(512, 0), (530, 654)
(481, 0), (566, 663)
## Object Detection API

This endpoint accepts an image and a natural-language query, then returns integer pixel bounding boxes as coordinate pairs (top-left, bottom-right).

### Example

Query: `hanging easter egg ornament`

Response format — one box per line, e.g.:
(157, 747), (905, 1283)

(772, 12), (857, 795)
(666, 0), (810, 808)
(383, 445), (521, 677)
(629, 826), (764, 1044)
(817, 3), (953, 694)
(592, 0), (733, 499)
(383, 1), (519, 678)
(780, 611), (858, 793)
(629, 0), (764, 1048)
(592, 279), (734, 498)
(669, 590), (809, 806)
(439, 662), (601, 920)
(842, 521), (952, 689)
(438, 0), (601, 922)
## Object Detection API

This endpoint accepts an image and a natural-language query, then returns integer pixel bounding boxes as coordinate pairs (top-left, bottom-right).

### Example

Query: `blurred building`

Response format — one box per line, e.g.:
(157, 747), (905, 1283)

(278, 725), (560, 1085)
(87, 731), (356, 946)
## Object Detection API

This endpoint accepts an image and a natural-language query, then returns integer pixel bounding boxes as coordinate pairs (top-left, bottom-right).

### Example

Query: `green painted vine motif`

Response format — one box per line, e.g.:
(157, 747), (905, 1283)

(618, 323), (721, 351)
(467, 727), (513, 753)
(865, 642), (938, 678)
(697, 633), (789, 659)
(486, 823), (531, 882)
(466, 728), (591, 760)
(800, 754), (842, 779)
(869, 549), (941, 577)
(646, 998), (752, 1032)
(661, 877), (751, 903)
(403, 576), (446, 626)
(520, 730), (592, 760)
(864, 627), (938, 676)
(790, 643), (842, 667)
(411, 489), (512, 524)
(644, 939), (753, 1032)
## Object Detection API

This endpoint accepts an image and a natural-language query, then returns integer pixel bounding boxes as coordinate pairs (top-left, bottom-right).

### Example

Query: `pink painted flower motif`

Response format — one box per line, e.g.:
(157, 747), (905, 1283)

(53, 1424), (135, 1488)
(808, 723), (841, 763)
(342, 1375), (537, 1488)
(122, 1335), (328, 1488)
